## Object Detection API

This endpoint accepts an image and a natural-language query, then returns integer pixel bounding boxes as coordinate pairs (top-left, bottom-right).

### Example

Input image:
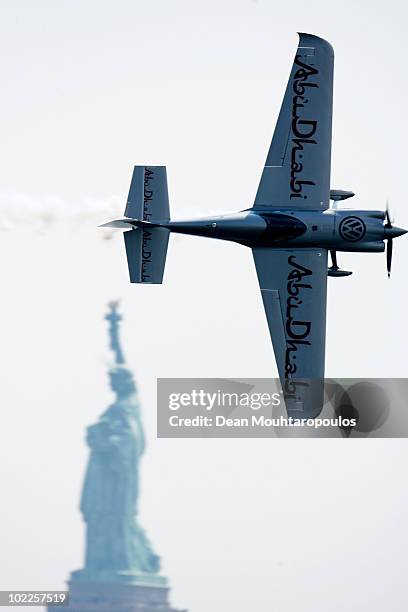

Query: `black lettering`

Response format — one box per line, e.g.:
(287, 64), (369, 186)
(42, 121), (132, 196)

(289, 54), (319, 200)
(284, 256), (313, 380)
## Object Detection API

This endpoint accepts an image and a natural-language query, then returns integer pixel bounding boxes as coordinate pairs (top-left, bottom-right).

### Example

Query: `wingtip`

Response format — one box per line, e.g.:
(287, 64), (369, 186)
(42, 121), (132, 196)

(297, 32), (334, 56)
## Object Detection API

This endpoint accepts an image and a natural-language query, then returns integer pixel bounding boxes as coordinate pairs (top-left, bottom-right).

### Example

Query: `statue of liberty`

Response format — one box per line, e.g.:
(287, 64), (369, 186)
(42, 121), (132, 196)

(61, 302), (186, 611)
(73, 301), (161, 583)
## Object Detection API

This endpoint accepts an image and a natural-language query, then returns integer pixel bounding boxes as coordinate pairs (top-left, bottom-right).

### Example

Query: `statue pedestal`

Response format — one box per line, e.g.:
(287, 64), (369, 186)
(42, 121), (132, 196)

(53, 572), (186, 612)
(69, 569), (169, 587)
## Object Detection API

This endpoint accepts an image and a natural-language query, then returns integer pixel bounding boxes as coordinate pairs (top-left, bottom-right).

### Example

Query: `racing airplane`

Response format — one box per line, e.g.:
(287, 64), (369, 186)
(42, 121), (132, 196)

(102, 33), (406, 416)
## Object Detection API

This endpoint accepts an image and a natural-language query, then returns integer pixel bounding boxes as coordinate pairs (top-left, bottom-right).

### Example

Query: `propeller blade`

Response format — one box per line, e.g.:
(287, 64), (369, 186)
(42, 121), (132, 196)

(385, 200), (393, 227)
(387, 238), (393, 278)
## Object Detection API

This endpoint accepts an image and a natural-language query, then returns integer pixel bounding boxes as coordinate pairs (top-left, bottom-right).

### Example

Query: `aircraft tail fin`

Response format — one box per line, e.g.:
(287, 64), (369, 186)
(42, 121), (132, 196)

(102, 165), (171, 283)
(124, 226), (170, 284)
(125, 165), (170, 222)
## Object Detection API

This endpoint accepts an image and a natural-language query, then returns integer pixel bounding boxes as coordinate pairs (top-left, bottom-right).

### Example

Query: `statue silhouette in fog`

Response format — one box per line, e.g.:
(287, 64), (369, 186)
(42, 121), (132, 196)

(79, 301), (160, 578)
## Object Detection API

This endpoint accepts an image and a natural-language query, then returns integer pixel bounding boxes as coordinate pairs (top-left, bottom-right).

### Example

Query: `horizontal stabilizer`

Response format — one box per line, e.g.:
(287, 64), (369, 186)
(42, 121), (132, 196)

(99, 218), (155, 229)
(124, 227), (169, 284)
(99, 219), (135, 229)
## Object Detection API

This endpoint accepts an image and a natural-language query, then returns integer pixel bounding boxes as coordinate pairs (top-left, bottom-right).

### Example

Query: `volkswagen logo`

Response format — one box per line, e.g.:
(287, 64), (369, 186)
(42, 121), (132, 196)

(339, 216), (366, 242)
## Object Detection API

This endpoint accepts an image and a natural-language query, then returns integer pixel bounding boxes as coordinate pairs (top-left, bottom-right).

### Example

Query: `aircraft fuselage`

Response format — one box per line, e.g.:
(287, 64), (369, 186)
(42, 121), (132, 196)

(126, 208), (406, 253)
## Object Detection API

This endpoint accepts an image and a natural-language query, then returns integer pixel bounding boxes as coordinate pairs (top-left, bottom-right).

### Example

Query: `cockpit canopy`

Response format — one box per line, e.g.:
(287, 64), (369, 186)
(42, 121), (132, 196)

(257, 212), (307, 245)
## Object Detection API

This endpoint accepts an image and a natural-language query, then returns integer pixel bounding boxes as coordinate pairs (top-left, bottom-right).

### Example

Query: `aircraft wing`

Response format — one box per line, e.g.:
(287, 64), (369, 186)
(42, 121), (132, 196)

(253, 247), (328, 417)
(253, 33), (334, 211)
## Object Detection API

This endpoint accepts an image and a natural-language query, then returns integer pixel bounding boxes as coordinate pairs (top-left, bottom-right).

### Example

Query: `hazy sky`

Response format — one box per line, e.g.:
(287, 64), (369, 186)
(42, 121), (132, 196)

(1, 1), (408, 611)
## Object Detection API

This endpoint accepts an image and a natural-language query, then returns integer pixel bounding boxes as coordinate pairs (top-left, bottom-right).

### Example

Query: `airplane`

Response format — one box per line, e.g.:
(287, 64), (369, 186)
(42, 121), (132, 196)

(101, 33), (407, 417)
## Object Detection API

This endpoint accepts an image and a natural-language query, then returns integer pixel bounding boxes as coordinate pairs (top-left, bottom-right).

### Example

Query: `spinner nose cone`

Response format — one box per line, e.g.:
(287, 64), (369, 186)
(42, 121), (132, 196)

(384, 225), (408, 239)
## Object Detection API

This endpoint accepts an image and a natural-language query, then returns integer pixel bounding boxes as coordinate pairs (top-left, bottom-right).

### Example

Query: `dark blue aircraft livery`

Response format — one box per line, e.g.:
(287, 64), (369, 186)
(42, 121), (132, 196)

(102, 34), (406, 417)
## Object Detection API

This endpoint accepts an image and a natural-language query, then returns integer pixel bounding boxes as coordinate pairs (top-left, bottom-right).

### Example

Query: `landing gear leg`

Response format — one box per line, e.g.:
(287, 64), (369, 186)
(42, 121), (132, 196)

(328, 251), (352, 277)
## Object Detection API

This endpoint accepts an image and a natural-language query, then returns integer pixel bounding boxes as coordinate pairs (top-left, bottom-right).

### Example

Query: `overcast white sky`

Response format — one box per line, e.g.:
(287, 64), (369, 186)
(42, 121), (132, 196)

(1, 1), (408, 611)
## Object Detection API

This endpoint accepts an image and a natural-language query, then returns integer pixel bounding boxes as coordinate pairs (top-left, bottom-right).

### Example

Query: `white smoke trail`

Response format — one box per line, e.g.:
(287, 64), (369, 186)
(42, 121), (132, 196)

(0, 191), (123, 232)
(0, 191), (228, 235)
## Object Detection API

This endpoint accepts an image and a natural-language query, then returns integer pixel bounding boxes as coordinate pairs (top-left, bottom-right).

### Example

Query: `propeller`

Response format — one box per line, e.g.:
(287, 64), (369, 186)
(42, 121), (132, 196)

(385, 200), (393, 227)
(383, 201), (407, 278)
(385, 201), (393, 278)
